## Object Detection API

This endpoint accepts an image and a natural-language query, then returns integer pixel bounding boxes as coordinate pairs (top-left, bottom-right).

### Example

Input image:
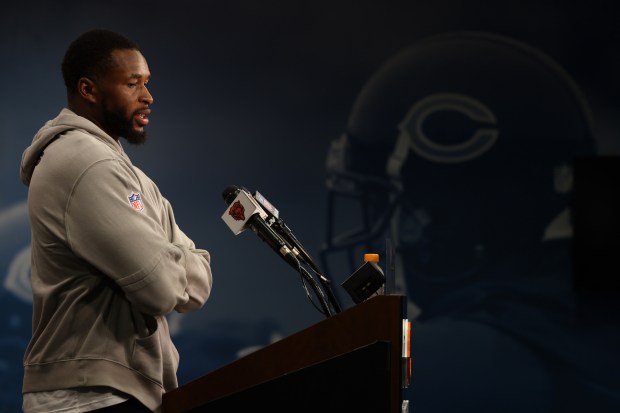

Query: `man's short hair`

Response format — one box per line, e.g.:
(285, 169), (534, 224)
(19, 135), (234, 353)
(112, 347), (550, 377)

(61, 29), (139, 94)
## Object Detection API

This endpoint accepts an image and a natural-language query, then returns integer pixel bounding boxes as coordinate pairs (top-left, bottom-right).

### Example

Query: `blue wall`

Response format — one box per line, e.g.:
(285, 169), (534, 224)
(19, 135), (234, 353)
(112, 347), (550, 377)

(1, 1), (619, 412)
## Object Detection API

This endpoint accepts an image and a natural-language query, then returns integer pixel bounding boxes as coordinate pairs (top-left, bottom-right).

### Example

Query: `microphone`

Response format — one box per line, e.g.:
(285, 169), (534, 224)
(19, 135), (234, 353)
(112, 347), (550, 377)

(222, 185), (300, 269)
(222, 185), (338, 317)
(252, 190), (321, 274)
(253, 190), (279, 220)
(251, 189), (342, 314)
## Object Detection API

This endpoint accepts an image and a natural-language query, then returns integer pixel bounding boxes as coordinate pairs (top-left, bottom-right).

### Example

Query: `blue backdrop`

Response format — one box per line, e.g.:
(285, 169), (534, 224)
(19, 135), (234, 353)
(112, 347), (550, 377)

(1, 1), (619, 412)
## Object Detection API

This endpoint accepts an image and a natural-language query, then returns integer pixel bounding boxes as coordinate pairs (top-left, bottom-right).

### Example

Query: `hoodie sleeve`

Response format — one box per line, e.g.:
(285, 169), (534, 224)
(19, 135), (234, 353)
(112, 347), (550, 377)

(65, 158), (213, 316)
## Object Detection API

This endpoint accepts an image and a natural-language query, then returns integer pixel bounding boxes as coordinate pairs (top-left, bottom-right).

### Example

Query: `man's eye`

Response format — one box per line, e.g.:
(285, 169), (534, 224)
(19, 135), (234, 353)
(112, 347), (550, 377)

(128, 83), (137, 88)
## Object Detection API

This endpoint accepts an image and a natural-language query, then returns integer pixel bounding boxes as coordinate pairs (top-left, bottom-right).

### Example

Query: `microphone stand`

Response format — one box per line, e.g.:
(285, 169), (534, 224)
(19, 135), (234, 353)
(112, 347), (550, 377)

(272, 220), (342, 315)
(223, 185), (339, 318)
(315, 273), (342, 315)
(297, 265), (334, 318)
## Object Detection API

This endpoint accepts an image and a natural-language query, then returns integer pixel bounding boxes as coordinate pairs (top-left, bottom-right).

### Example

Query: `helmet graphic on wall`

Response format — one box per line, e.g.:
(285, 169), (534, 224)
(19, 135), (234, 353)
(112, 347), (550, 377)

(320, 31), (596, 316)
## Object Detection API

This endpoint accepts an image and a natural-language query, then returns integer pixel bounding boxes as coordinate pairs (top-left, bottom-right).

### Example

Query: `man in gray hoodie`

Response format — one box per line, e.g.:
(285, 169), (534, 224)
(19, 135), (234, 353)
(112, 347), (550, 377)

(19, 29), (213, 413)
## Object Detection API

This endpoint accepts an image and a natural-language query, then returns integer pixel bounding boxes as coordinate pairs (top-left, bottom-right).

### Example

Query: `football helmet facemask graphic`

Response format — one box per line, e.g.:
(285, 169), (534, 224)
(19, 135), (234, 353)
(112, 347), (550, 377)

(320, 31), (595, 318)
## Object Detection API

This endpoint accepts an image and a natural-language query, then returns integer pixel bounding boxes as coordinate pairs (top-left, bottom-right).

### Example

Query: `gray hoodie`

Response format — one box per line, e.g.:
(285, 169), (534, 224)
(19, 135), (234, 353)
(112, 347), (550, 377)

(20, 108), (213, 411)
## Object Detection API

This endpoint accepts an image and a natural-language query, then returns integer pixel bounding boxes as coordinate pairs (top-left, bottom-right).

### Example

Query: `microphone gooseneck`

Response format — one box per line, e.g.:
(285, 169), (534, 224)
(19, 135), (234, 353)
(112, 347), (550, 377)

(221, 185), (338, 317)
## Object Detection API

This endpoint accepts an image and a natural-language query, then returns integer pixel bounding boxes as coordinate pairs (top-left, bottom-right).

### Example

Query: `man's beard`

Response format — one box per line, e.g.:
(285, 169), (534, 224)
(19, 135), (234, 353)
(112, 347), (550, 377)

(101, 99), (147, 145)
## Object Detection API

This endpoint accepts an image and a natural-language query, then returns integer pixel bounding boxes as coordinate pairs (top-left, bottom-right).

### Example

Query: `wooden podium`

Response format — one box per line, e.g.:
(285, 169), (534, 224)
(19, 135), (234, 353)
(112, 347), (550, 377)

(162, 295), (408, 412)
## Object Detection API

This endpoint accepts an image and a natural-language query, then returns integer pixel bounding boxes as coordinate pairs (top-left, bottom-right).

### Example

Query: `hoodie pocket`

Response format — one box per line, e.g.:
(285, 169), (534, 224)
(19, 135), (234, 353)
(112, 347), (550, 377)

(132, 332), (163, 384)
(131, 316), (179, 387)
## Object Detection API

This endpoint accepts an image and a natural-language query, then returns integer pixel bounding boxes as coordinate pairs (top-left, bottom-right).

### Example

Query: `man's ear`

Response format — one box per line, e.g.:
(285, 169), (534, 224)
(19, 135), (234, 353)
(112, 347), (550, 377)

(77, 77), (98, 104)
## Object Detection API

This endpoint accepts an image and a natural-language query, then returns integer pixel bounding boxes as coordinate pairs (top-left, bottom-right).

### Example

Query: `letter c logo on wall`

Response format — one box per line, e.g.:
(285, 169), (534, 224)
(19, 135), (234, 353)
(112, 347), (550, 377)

(387, 93), (499, 177)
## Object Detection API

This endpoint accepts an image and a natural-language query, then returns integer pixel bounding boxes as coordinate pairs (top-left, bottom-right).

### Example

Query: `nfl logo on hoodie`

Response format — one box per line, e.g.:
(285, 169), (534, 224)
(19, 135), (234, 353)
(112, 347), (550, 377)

(128, 193), (144, 212)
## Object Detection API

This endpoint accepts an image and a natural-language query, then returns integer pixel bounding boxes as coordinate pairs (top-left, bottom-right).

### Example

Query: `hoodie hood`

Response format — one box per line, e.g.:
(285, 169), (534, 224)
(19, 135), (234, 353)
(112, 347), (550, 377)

(20, 108), (123, 186)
